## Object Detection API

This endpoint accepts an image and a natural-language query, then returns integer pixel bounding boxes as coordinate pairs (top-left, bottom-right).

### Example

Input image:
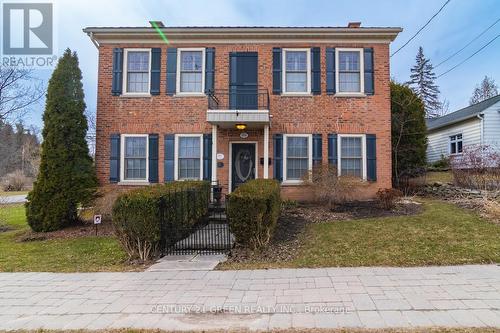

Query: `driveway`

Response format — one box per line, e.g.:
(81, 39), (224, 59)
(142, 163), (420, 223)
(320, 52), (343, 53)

(0, 194), (27, 204)
(0, 265), (499, 330)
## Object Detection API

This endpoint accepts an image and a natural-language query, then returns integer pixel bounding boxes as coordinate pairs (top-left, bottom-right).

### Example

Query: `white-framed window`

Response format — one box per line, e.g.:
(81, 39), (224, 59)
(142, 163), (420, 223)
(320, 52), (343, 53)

(282, 48), (311, 94)
(336, 48), (364, 94)
(123, 49), (151, 94)
(338, 134), (367, 179)
(283, 134), (313, 183)
(120, 134), (149, 182)
(450, 134), (463, 155)
(174, 134), (203, 180)
(176, 48), (205, 94)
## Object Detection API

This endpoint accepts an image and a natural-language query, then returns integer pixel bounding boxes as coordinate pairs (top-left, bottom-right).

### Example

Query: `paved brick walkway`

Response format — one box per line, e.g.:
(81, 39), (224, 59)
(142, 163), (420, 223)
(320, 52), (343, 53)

(0, 265), (499, 331)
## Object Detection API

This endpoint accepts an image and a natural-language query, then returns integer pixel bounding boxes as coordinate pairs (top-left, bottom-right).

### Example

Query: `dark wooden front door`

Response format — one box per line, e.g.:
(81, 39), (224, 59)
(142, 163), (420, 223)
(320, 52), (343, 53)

(231, 143), (256, 191)
(229, 52), (258, 109)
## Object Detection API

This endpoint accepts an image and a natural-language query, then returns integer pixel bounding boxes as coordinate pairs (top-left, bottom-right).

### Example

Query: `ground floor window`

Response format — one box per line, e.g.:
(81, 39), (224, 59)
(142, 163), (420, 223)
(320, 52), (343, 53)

(338, 134), (366, 179)
(283, 134), (312, 183)
(450, 134), (463, 154)
(121, 134), (148, 181)
(176, 134), (203, 180)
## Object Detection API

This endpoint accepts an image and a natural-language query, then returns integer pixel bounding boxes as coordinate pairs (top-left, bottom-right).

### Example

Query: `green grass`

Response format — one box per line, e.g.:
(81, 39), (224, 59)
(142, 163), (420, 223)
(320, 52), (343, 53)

(0, 204), (129, 272)
(220, 199), (500, 269)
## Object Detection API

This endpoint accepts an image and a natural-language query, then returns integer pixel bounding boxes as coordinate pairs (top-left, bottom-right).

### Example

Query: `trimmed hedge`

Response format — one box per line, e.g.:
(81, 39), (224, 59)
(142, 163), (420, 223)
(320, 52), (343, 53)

(112, 181), (210, 260)
(226, 179), (281, 249)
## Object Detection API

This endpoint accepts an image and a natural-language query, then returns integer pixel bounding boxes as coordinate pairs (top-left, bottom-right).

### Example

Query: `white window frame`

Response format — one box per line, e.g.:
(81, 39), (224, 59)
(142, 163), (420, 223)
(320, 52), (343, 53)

(122, 48), (152, 96)
(335, 48), (365, 96)
(176, 48), (206, 96)
(282, 48), (311, 95)
(282, 134), (313, 184)
(174, 134), (204, 181)
(449, 133), (463, 155)
(120, 134), (149, 183)
(337, 134), (367, 180)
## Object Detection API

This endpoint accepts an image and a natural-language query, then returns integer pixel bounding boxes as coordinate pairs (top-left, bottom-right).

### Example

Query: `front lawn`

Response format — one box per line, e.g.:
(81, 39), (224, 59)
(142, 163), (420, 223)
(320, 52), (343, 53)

(0, 204), (130, 272)
(220, 199), (500, 269)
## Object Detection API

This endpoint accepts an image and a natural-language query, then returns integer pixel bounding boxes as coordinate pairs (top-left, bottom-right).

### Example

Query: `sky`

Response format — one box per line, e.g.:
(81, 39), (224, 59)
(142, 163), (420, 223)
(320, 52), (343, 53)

(11, 0), (500, 129)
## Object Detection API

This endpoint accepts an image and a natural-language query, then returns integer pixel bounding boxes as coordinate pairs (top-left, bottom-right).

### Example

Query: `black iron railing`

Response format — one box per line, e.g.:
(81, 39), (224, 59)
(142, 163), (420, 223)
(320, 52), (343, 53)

(159, 183), (232, 256)
(208, 87), (270, 110)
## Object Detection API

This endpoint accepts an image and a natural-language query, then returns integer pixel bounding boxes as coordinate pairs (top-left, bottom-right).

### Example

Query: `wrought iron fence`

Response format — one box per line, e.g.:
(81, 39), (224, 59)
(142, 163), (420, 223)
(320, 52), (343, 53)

(159, 183), (232, 256)
(208, 87), (270, 110)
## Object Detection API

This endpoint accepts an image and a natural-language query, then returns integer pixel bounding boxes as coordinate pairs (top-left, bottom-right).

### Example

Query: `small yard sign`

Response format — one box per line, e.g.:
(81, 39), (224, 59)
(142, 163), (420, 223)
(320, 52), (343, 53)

(93, 215), (102, 224)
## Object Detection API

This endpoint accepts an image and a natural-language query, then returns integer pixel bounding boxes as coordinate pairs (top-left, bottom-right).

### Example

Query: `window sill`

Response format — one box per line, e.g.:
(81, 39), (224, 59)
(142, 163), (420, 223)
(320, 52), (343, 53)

(120, 93), (152, 98)
(174, 92), (206, 97)
(334, 93), (367, 98)
(117, 181), (150, 186)
(281, 180), (306, 186)
(281, 93), (313, 97)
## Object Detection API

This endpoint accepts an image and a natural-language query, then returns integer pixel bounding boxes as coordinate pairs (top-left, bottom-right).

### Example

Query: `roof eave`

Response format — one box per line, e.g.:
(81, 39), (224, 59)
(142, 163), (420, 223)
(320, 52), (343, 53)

(427, 113), (481, 132)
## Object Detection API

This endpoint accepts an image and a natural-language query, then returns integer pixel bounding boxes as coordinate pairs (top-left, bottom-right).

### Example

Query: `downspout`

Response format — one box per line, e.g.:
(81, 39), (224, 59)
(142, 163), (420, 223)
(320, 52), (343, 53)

(87, 32), (99, 49)
(477, 113), (484, 145)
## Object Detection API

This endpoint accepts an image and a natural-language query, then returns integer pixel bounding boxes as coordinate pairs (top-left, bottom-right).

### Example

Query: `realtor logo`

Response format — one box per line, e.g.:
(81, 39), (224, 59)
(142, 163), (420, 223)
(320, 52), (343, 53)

(2, 2), (53, 55)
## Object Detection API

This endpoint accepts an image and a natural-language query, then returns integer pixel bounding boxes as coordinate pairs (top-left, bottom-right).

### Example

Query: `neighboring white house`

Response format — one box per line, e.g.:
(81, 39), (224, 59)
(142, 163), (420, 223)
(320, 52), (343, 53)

(426, 95), (500, 163)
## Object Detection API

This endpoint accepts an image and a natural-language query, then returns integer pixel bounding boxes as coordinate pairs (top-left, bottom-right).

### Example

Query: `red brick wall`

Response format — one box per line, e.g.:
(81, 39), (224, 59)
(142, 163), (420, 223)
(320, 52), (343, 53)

(95, 42), (392, 200)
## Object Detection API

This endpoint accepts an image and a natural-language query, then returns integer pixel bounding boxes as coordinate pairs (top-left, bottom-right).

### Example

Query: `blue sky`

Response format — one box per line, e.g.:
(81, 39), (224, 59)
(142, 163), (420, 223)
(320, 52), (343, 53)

(17, 0), (500, 128)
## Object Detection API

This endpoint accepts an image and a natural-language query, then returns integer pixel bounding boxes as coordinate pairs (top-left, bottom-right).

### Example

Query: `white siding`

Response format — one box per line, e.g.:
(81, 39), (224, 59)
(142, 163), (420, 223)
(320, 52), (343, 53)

(482, 101), (500, 149)
(427, 118), (481, 163)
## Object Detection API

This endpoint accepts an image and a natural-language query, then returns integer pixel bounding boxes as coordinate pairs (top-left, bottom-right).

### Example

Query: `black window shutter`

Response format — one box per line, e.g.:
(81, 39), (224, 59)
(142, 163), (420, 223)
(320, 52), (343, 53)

(273, 134), (283, 182)
(326, 48), (336, 94)
(366, 134), (377, 181)
(148, 134), (159, 183)
(205, 48), (215, 94)
(166, 48), (177, 95)
(203, 134), (212, 181)
(312, 134), (322, 165)
(328, 133), (338, 166)
(112, 48), (123, 96)
(109, 134), (120, 182)
(364, 48), (374, 95)
(150, 48), (161, 95)
(311, 47), (321, 95)
(164, 134), (175, 182)
(272, 48), (282, 95)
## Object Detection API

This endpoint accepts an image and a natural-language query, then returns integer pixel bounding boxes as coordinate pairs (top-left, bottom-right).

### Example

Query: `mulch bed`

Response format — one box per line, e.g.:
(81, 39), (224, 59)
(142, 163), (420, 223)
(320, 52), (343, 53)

(16, 220), (115, 242)
(226, 200), (422, 265)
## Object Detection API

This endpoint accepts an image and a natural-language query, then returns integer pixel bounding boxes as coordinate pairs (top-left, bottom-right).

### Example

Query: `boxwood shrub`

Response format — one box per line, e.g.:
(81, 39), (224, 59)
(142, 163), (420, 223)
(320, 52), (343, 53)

(112, 181), (210, 261)
(226, 179), (281, 249)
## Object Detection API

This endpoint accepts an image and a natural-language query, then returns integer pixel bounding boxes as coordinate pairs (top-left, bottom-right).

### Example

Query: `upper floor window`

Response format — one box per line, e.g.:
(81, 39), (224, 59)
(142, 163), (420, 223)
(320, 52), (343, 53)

(124, 49), (150, 94)
(283, 134), (312, 183)
(121, 135), (148, 181)
(283, 49), (310, 94)
(175, 135), (203, 180)
(450, 134), (463, 154)
(338, 135), (366, 179)
(177, 49), (205, 94)
(336, 49), (364, 94)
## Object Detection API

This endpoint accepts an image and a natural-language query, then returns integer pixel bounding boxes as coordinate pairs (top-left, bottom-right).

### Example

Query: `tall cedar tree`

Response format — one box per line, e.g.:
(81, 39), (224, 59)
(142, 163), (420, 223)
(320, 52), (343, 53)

(26, 49), (97, 232)
(469, 76), (498, 105)
(407, 47), (441, 117)
(391, 81), (427, 188)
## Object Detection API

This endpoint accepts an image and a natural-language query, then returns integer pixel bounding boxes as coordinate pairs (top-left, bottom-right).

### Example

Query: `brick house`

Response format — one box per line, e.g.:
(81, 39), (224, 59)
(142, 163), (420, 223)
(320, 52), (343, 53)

(83, 23), (401, 200)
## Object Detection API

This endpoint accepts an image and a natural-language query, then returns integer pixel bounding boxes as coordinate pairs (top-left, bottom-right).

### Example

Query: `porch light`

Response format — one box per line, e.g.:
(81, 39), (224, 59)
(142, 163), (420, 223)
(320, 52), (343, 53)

(235, 123), (247, 130)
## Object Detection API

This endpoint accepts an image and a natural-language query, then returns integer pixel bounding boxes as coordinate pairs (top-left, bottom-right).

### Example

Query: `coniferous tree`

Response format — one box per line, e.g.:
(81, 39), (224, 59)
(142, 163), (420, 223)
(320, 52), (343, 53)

(26, 49), (97, 232)
(391, 81), (427, 188)
(469, 76), (498, 105)
(407, 47), (441, 117)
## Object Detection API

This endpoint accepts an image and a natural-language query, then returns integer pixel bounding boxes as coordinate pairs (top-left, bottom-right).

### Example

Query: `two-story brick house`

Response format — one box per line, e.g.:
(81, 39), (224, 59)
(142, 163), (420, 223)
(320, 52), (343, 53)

(83, 22), (401, 200)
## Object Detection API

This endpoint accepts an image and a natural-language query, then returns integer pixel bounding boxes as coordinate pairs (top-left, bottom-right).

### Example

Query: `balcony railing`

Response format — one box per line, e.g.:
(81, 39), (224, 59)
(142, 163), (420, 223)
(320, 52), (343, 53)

(208, 87), (270, 110)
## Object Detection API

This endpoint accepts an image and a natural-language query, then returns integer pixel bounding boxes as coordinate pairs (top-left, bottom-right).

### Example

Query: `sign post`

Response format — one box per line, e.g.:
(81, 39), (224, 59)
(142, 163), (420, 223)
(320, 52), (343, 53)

(93, 214), (102, 236)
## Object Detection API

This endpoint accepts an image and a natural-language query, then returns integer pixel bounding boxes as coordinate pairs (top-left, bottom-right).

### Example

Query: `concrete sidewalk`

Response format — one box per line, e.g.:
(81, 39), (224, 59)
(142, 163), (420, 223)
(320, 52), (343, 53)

(0, 194), (27, 204)
(0, 265), (499, 331)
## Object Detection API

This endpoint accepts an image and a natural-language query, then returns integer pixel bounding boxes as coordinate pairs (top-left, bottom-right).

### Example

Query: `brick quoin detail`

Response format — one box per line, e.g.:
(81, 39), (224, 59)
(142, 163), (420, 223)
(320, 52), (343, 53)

(95, 42), (392, 200)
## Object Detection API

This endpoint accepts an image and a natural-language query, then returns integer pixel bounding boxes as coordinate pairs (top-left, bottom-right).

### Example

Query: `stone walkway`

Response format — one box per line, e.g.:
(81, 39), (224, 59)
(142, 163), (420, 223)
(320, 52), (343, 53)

(0, 265), (499, 331)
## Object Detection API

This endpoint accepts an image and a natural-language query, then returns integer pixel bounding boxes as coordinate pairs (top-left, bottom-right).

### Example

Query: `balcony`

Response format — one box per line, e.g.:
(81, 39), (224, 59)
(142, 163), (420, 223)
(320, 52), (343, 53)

(207, 88), (270, 129)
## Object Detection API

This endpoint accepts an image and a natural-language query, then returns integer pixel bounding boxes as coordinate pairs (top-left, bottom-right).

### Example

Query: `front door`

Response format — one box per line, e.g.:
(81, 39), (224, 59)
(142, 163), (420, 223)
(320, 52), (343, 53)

(231, 143), (256, 191)
(229, 52), (258, 109)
